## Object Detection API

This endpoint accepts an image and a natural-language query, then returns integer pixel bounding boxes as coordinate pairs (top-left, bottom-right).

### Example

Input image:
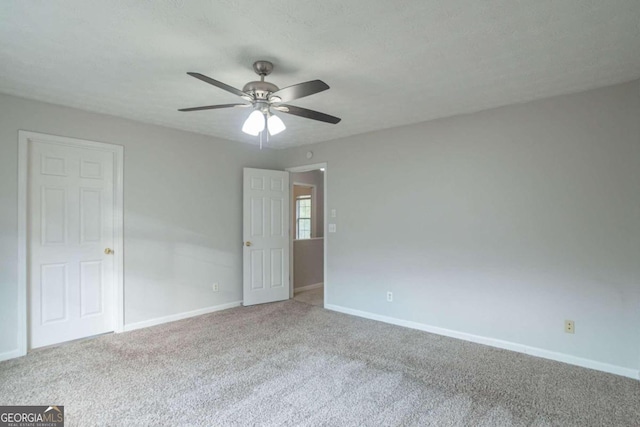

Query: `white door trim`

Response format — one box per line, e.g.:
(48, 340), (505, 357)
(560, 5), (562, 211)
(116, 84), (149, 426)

(17, 130), (125, 356)
(285, 163), (327, 305)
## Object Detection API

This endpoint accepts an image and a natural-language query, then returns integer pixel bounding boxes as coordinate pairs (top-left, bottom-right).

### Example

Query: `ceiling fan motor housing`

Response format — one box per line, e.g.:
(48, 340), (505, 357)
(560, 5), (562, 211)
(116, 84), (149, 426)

(242, 80), (279, 100)
(243, 60), (279, 100)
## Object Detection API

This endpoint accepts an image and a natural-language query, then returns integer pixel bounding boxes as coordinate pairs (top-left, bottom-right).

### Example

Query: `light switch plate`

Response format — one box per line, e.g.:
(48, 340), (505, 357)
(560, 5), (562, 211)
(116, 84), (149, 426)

(329, 224), (336, 233)
(331, 209), (337, 218)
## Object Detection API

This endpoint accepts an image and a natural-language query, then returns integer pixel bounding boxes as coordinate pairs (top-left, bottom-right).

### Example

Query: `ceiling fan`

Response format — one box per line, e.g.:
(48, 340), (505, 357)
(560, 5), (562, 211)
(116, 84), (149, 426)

(179, 60), (341, 140)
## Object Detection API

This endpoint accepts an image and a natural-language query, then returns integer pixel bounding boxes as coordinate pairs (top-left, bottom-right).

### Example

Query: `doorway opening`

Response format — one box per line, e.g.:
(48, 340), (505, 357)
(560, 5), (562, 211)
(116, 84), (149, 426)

(287, 164), (327, 308)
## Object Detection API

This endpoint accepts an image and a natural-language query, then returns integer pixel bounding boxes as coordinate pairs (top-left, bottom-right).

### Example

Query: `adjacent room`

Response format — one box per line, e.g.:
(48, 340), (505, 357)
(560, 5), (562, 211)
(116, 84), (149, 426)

(291, 167), (325, 308)
(1, 1), (639, 425)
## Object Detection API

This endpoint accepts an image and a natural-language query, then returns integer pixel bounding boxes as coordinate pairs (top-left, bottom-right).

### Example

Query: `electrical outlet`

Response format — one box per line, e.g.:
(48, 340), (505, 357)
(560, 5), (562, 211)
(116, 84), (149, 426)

(329, 224), (337, 233)
(212, 283), (219, 292)
(387, 291), (393, 302)
(565, 320), (575, 334)
(331, 209), (337, 218)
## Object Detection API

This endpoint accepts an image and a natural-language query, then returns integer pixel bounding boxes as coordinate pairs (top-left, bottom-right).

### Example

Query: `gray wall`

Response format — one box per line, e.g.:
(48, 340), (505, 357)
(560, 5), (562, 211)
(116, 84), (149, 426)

(278, 81), (640, 371)
(293, 239), (324, 289)
(2, 81), (639, 372)
(0, 94), (280, 355)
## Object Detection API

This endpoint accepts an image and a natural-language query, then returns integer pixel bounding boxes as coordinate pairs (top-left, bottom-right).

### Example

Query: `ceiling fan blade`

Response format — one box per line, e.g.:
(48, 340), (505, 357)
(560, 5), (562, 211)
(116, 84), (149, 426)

(187, 72), (248, 98)
(178, 103), (248, 112)
(276, 104), (341, 124)
(269, 80), (329, 103)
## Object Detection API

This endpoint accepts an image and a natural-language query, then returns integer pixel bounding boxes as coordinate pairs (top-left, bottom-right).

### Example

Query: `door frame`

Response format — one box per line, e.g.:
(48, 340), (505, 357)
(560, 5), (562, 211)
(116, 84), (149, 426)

(285, 163), (327, 306)
(17, 130), (125, 356)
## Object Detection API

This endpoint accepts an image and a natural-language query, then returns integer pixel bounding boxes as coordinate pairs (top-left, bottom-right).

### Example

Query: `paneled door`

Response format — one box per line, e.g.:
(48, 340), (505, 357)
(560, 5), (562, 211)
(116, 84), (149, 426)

(243, 168), (290, 306)
(28, 138), (117, 348)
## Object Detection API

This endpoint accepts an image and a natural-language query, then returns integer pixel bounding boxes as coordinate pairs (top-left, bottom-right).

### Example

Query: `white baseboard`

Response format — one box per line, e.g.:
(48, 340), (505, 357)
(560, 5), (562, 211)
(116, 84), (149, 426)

(294, 282), (323, 294)
(325, 304), (640, 381)
(0, 348), (24, 363)
(123, 301), (242, 332)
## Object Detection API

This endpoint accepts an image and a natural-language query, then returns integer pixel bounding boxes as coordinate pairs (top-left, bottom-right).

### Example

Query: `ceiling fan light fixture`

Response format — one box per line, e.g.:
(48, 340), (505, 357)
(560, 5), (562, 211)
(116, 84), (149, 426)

(180, 61), (341, 144)
(267, 114), (286, 136)
(242, 110), (266, 136)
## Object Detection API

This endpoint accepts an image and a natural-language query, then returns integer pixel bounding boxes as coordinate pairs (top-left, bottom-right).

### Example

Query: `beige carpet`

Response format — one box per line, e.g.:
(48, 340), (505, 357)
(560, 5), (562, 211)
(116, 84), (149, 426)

(294, 286), (324, 307)
(1, 300), (639, 426)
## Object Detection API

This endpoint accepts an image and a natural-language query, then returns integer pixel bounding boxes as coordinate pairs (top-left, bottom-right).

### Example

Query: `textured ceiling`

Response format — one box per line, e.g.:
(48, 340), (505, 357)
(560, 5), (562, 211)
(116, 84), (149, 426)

(1, 1), (639, 148)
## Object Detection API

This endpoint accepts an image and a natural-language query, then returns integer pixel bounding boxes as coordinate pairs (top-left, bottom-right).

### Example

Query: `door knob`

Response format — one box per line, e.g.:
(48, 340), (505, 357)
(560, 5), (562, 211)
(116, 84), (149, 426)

(104, 248), (114, 255)
(245, 241), (252, 247)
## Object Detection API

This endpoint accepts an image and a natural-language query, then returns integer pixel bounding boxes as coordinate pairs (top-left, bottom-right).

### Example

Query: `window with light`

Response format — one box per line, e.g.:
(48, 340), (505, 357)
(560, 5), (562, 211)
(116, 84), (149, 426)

(296, 195), (312, 239)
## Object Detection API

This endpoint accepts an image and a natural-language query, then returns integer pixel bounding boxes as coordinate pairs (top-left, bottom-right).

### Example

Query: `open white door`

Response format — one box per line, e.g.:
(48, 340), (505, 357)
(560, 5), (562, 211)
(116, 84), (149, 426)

(243, 168), (290, 306)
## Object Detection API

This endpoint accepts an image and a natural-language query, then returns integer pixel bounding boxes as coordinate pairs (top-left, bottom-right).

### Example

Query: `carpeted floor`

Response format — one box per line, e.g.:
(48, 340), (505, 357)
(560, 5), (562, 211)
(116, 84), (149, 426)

(294, 286), (324, 307)
(1, 300), (639, 426)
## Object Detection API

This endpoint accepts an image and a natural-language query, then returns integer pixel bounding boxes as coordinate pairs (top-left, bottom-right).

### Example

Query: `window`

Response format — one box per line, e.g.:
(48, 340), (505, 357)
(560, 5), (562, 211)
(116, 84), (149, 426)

(296, 195), (312, 239)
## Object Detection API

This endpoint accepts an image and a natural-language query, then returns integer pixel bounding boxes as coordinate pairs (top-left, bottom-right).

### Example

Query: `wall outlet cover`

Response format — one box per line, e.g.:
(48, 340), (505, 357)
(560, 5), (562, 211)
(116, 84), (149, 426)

(565, 320), (575, 334)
